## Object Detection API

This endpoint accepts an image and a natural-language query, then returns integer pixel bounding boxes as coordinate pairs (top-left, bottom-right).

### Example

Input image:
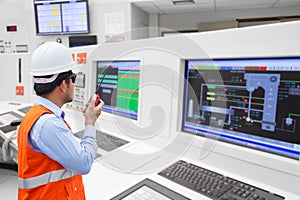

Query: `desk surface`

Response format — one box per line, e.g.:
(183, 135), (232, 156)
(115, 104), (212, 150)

(0, 101), (299, 200)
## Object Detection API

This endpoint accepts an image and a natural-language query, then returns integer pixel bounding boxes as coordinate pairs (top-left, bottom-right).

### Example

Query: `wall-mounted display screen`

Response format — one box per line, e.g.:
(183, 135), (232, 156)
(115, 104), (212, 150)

(69, 35), (97, 47)
(96, 60), (140, 120)
(183, 58), (300, 159)
(34, 0), (89, 35)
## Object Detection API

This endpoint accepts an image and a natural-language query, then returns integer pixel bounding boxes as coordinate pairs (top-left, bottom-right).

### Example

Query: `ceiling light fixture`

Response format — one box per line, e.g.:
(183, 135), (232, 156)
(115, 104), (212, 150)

(172, 0), (195, 6)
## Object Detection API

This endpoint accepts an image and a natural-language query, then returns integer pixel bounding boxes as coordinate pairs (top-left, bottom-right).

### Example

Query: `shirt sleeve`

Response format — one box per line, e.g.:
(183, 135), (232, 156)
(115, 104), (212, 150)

(29, 114), (98, 175)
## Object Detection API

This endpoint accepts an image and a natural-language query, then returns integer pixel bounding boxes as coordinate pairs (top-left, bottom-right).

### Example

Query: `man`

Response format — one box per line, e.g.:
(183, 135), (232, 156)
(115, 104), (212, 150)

(17, 42), (104, 200)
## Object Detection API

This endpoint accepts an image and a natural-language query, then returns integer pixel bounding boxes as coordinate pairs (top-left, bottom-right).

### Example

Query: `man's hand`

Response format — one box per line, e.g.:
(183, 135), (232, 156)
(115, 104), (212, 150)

(83, 94), (105, 126)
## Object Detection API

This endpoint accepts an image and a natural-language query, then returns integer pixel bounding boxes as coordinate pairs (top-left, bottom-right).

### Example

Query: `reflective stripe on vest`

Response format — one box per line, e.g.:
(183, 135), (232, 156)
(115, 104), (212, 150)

(18, 169), (75, 189)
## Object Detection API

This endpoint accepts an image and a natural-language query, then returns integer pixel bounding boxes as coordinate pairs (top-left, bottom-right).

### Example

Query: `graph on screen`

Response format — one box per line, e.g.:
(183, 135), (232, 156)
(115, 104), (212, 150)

(96, 60), (140, 120)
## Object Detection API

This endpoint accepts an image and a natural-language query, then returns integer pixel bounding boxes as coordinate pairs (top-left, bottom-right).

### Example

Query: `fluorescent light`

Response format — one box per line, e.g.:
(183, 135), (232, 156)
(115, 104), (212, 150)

(172, 0), (195, 6)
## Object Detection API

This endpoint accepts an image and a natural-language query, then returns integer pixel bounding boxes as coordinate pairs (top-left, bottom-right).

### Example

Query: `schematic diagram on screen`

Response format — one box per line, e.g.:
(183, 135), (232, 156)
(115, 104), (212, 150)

(186, 68), (300, 140)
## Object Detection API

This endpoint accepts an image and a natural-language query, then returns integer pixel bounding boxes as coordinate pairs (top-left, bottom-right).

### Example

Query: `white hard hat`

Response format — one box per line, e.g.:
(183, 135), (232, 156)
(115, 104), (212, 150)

(30, 42), (78, 76)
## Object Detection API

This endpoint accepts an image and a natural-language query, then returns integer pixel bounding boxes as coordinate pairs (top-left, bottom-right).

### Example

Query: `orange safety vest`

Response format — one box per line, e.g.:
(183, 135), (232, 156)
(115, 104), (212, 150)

(18, 105), (86, 200)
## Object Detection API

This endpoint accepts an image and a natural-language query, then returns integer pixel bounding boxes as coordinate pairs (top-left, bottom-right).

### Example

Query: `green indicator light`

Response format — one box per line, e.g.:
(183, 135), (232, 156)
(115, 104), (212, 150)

(207, 85), (216, 89)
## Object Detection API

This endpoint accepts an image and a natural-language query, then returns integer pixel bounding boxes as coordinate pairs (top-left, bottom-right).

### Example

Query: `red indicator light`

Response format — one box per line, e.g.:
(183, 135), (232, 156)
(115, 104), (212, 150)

(7, 25), (17, 32)
(259, 66), (267, 71)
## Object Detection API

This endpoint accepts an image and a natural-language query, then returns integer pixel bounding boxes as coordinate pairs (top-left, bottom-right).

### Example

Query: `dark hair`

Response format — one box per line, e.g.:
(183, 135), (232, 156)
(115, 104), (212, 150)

(34, 70), (72, 96)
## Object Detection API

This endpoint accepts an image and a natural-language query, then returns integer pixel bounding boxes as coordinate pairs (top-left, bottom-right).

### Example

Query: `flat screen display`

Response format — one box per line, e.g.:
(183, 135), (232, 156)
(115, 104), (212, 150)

(182, 58), (300, 159)
(121, 186), (172, 200)
(110, 178), (190, 200)
(96, 60), (140, 120)
(34, 0), (89, 35)
(69, 35), (97, 47)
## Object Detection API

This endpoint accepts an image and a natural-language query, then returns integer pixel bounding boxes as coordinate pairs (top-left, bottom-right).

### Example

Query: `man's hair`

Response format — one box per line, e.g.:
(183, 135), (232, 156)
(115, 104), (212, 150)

(34, 70), (72, 96)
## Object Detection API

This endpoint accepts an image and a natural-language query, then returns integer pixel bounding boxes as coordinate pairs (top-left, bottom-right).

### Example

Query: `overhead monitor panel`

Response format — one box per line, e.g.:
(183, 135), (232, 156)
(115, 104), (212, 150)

(96, 60), (140, 120)
(183, 57), (300, 159)
(34, 0), (89, 35)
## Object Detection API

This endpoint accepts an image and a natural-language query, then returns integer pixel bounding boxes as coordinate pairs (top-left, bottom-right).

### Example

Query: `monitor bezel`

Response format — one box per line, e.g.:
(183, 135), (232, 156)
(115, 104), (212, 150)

(178, 56), (300, 172)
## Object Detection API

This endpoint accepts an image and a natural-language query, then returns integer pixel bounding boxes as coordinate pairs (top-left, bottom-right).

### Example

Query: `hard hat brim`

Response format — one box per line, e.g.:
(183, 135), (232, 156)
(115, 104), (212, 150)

(30, 61), (79, 76)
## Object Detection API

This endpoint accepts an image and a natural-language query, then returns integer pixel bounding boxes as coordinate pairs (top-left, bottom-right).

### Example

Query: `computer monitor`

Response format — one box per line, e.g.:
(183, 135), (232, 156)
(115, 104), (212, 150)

(96, 60), (140, 120)
(34, 0), (90, 35)
(182, 57), (300, 160)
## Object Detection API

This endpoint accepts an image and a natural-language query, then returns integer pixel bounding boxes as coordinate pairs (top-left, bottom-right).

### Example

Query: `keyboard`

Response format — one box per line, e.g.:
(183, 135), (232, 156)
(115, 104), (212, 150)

(0, 125), (17, 133)
(121, 186), (171, 200)
(158, 160), (284, 200)
(74, 130), (129, 152)
(18, 106), (32, 114)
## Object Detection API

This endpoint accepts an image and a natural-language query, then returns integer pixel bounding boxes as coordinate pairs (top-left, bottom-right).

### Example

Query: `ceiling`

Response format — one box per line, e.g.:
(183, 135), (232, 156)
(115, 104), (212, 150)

(132, 0), (300, 14)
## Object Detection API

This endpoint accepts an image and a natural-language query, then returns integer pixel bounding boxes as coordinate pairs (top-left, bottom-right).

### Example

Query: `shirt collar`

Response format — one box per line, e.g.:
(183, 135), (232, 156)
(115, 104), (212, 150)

(34, 96), (65, 119)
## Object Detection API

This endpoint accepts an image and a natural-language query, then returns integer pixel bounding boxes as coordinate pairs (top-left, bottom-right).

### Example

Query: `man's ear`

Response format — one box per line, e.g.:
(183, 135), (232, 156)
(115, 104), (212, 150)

(58, 80), (67, 92)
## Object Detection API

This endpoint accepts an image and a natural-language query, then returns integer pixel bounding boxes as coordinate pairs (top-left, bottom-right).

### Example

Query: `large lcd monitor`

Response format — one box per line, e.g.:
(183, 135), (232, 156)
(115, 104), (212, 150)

(183, 58), (300, 160)
(96, 60), (140, 120)
(34, 0), (89, 35)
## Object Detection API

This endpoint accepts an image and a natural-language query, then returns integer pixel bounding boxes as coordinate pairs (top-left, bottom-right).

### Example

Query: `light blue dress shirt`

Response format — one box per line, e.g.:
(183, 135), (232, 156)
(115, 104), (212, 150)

(28, 96), (98, 175)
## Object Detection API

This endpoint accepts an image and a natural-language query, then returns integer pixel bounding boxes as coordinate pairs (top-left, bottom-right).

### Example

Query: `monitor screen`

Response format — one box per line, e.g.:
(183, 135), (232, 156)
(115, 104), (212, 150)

(69, 35), (97, 47)
(182, 58), (300, 159)
(34, 0), (89, 35)
(96, 60), (140, 120)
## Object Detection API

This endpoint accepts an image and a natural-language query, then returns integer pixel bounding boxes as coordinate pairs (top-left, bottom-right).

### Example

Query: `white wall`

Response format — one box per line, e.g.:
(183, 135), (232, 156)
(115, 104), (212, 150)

(0, 0), (35, 52)
(157, 5), (300, 33)
(0, 54), (33, 103)
(149, 13), (160, 38)
(130, 4), (149, 40)
(90, 1), (131, 43)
